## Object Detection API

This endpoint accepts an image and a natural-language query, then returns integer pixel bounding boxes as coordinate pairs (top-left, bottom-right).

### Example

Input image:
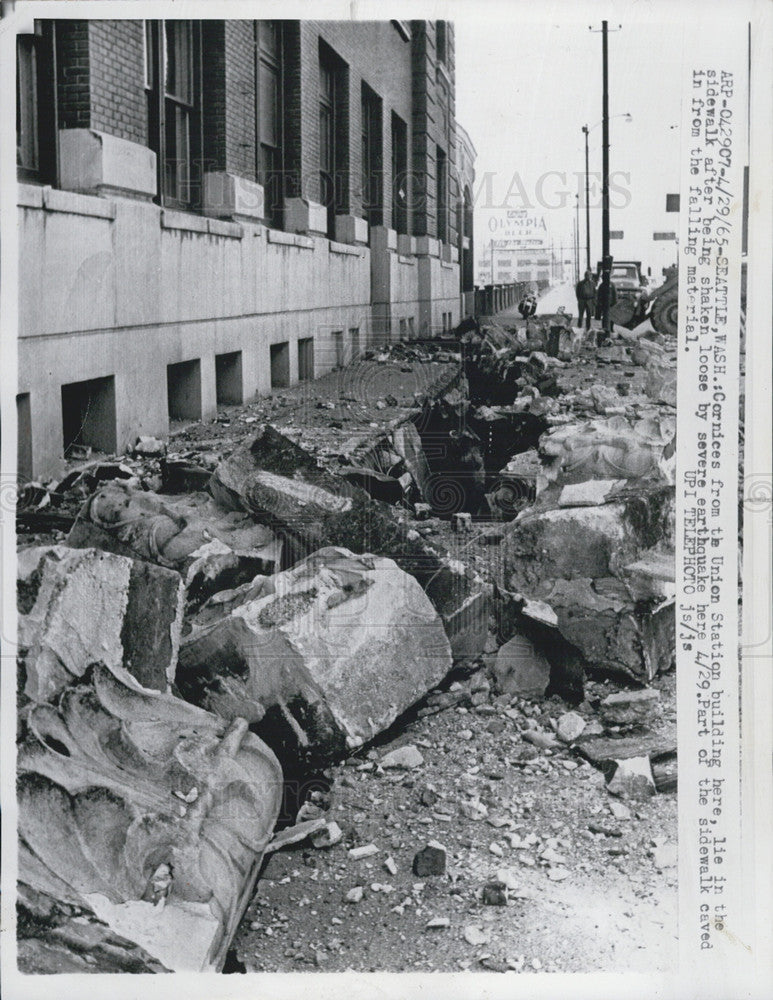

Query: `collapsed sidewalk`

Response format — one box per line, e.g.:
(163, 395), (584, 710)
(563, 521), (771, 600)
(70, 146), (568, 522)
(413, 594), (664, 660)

(15, 311), (678, 973)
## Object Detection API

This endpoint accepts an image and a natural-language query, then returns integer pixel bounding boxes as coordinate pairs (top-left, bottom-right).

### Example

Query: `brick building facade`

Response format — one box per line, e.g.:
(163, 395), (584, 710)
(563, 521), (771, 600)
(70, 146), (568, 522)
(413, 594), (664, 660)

(14, 17), (474, 479)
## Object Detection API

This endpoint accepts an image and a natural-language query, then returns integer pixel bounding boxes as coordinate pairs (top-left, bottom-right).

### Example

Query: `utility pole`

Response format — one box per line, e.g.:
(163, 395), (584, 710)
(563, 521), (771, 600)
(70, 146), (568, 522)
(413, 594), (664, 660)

(490, 238), (494, 284)
(574, 194), (580, 283)
(600, 19), (611, 338)
(582, 124), (591, 272)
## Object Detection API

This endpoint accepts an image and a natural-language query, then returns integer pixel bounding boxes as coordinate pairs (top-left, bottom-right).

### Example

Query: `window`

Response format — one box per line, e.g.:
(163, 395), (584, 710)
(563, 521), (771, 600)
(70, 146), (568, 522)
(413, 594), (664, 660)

(145, 20), (202, 209)
(361, 83), (383, 228)
(436, 21), (447, 65)
(331, 330), (344, 368)
(297, 338), (314, 381)
(256, 21), (284, 228)
(436, 146), (448, 243)
(391, 113), (408, 235)
(349, 327), (360, 361)
(319, 43), (347, 239)
(16, 21), (56, 183)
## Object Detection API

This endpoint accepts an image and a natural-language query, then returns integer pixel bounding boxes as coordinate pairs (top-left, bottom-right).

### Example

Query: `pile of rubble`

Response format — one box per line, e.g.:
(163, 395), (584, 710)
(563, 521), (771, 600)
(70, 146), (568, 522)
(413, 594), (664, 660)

(15, 312), (677, 973)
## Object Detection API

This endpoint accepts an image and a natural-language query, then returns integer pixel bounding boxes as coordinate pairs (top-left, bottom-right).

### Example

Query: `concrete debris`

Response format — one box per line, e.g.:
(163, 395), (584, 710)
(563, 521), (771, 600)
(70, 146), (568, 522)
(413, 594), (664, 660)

(500, 489), (676, 682)
(492, 633), (551, 698)
(310, 821), (344, 849)
(607, 755), (657, 801)
(540, 414), (676, 487)
(18, 545), (184, 701)
(425, 916), (450, 929)
(412, 841), (447, 877)
(652, 839), (678, 870)
(133, 436), (166, 456)
(265, 818), (329, 854)
(345, 887), (364, 903)
(17, 664), (282, 973)
(463, 925), (490, 946)
(482, 880), (508, 905)
(522, 729), (559, 751)
(177, 546), (452, 763)
(608, 800), (633, 821)
(17, 888), (172, 973)
(558, 479), (627, 507)
(67, 483), (282, 608)
(210, 425), (489, 658)
(380, 745), (425, 770)
(543, 576), (675, 682)
(599, 688), (661, 727)
(556, 711), (586, 743)
(349, 844), (379, 860)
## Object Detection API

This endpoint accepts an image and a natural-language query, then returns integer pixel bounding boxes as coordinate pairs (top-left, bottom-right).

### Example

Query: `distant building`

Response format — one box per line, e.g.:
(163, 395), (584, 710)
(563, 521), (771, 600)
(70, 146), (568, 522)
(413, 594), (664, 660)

(14, 17), (474, 479)
(455, 123), (475, 316)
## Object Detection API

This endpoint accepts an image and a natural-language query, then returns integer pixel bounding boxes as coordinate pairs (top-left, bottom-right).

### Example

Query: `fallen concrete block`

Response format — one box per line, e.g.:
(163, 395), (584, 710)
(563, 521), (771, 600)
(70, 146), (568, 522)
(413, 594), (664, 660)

(17, 885), (171, 973)
(265, 817), (328, 854)
(623, 549), (675, 601)
(543, 576), (675, 681)
(67, 484), (282, 608)
(502, 491), (675, 595)
(412, 841), (447, 876)
(381, 745), (425, 769)
(17, 664), (283, 973)
(599, 688), (661, 727)
(17, 545), (184, 701)
(540, 414), (676, 487)
(177, 547), (453, 763)
(492, 634), (551, 698)
(210, 426), (488, 657)
(558, 479), (627, 507)
(606, 755), (657, 801)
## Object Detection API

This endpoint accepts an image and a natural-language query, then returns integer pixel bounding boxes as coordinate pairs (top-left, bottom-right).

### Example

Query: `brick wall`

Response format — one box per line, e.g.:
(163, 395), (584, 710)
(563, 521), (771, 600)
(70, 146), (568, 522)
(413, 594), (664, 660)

(88, 20), (147, 145)
(56, 20), (90, 130)
(282, 21), (303, 199)
(202, 21), (227, 172)
(223, 20), (256, 180)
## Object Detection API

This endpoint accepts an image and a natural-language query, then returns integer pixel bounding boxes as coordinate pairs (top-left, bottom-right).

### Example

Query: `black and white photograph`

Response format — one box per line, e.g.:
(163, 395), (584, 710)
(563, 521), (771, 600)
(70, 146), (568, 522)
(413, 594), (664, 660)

(0, 1), (770, 997)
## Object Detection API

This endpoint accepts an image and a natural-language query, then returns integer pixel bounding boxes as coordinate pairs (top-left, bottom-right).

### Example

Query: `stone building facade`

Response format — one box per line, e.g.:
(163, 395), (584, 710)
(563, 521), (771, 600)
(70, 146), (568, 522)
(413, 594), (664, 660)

(14, 17), (472, 479)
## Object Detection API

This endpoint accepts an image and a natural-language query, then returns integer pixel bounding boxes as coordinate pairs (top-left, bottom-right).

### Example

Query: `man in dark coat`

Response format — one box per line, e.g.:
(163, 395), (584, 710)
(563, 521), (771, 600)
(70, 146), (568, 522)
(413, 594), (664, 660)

(594, 275), (618, 321)
(575, 270), (596, 330)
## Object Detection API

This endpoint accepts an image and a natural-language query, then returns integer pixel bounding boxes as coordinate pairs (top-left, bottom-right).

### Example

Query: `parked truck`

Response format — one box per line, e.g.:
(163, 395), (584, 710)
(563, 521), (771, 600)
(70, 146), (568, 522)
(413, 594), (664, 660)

(596, 261), (678, 336)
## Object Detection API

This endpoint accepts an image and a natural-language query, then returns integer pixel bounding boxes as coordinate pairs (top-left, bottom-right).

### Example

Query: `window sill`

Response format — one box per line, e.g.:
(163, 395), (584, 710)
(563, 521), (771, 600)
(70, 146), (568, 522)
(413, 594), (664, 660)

(398, 255), (416, 266)
(19, 183), (116, 220)
(267, 230), (315, 249)
(329, 241), (364, 257)
(161, 209), (244, 239)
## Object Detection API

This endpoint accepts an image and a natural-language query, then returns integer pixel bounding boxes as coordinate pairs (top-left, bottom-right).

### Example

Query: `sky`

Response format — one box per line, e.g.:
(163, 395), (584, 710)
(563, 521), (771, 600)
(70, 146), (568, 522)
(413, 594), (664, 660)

(452, 2), (687, 279)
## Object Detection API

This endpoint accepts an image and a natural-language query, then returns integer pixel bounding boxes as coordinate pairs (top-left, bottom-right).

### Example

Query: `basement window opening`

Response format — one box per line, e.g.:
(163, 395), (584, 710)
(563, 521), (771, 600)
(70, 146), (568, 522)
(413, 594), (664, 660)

(167, 359), (202, 421)
(215, 351), (243, 405)
(60, 375), (117, 459)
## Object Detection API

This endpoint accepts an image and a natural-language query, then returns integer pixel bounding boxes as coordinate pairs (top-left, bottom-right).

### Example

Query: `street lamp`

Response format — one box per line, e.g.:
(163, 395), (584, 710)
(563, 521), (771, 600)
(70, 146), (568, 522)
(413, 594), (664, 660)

(582, 113), (632, 276)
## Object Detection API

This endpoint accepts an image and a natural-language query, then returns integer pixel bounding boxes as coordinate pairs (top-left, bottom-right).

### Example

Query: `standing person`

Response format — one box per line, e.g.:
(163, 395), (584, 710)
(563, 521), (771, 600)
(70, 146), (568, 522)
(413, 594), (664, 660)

(595, 275), (618, 342)
(575, 269), (596, 330)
